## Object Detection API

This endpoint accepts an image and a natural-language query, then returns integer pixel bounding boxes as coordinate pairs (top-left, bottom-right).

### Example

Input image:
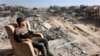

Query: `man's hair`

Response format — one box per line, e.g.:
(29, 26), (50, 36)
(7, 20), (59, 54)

(16, 17), (26, 25)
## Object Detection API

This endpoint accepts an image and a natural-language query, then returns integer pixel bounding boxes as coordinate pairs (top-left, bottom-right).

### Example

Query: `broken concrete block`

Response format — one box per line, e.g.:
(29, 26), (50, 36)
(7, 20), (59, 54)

(42, 22), (52, 29)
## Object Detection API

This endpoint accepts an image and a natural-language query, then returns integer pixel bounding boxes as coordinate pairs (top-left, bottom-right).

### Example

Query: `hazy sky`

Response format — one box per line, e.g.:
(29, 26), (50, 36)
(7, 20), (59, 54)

(0, 0), (100, 8)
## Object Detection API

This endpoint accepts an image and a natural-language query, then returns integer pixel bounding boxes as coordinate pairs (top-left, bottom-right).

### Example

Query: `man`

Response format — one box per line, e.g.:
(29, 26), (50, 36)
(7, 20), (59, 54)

(14, 17), (53, 56)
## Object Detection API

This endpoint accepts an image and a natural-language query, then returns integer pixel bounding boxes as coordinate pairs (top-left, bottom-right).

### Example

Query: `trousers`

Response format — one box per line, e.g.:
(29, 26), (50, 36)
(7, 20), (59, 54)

(32, 37), (49, 56)
(19, 31), (52, 56)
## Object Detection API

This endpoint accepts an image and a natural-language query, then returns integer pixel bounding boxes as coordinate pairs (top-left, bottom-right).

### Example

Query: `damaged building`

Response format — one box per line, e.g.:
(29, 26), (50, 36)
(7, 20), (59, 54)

(84, 6), (100, 22)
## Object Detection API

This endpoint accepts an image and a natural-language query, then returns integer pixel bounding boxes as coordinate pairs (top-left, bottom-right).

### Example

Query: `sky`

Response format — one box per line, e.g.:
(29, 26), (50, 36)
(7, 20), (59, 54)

(0, 0), (100, 8)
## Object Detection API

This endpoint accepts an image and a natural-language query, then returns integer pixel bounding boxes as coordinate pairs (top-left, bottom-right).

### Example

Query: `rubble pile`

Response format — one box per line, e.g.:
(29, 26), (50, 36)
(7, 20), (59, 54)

(28, 18), (87, 56)
(0, 4), (100, 56)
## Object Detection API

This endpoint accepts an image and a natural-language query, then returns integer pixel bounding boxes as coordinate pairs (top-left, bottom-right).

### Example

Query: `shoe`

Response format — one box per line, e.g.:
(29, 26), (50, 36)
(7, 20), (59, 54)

(47, 52), (53, 56)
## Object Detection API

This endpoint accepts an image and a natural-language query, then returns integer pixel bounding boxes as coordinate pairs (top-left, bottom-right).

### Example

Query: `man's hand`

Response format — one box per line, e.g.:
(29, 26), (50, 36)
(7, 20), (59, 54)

(26, 38), (32, 42)
(15, 28), (21, 34)
(21, 38), (32, 42)
(15, 27), (26, 34)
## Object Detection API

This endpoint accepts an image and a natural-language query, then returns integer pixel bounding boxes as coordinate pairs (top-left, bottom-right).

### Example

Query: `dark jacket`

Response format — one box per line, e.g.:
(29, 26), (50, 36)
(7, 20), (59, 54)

(14, 30), (33, 42)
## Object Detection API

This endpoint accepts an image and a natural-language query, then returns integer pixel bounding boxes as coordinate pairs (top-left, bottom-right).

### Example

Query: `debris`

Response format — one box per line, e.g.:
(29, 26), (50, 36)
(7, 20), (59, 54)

(0, 4), (100, 56)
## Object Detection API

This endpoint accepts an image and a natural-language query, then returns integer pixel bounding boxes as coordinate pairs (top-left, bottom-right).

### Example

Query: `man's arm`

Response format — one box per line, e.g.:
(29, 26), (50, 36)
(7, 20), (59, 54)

(32, 30), (44, 38)
(21, 38), (32, 42)
(14, 32), (32, 42)
(14, 31), (22, 42)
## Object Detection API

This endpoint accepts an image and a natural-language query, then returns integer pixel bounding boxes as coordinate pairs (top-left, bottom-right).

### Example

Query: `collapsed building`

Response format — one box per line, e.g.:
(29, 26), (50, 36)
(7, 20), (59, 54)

(84, 6), (100, 22)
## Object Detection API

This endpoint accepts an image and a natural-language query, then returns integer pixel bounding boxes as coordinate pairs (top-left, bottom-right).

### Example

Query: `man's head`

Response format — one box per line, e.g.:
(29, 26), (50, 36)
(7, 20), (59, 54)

(16, 17), (26, 27)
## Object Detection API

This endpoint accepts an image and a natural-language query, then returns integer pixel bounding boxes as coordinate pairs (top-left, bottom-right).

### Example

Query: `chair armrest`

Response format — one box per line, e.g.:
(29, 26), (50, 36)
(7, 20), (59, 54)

(22, 41), (37, 56)
(22, 41), (32, 44)
(31, 30), (44, 38)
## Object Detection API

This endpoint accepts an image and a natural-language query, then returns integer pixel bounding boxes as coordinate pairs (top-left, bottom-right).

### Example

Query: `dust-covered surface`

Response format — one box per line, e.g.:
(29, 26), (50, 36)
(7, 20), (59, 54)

(0, 4), (100, 56)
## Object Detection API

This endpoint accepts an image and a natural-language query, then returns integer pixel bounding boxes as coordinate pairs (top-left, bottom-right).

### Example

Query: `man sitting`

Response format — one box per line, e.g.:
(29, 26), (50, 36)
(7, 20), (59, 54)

(14, 17), (53, 56)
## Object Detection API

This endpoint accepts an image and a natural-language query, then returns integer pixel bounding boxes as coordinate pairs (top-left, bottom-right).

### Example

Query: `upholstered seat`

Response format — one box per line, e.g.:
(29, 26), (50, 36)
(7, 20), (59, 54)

(5, 21), (39, 56)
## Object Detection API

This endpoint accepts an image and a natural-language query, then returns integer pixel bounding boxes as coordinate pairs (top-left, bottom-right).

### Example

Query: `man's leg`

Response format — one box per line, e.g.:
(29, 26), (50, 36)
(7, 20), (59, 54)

(33, 37), (53, 56)
(39, 38), (53, 56)
(32, 41), (47, 56)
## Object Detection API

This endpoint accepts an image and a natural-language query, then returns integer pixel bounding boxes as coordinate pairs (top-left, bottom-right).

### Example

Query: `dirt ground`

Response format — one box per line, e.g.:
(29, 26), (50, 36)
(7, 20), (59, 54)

(0, 16), (100, 56)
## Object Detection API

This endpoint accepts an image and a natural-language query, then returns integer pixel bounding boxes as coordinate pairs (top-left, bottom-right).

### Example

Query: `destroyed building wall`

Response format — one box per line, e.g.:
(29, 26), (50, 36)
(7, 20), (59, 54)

(84, 7), (100, 21)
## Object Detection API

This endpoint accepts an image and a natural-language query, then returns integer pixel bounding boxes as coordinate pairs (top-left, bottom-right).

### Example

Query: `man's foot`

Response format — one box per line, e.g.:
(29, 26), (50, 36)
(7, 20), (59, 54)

(47, 52), (53, 56)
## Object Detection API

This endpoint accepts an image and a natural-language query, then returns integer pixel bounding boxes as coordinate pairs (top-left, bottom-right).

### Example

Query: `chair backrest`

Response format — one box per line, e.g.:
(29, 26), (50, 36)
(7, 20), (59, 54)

(5, 21), (36, 56)
(5, 21), (31, 46)
(5, 23), (17, 47)
(26, 21), (31, 30)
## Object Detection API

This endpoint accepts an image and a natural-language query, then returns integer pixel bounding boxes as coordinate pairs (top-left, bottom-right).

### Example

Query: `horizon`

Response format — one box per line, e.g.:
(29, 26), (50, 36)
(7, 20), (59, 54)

(0, 0), (100, 8)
